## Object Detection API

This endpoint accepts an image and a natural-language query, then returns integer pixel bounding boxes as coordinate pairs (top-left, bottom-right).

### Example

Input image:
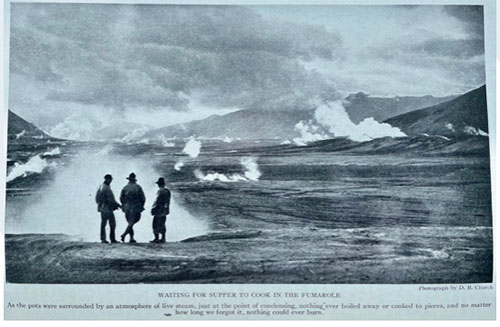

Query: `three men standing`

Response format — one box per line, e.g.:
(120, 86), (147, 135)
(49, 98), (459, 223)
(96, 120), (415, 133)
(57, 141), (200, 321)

(119, 173), (146, 243)
(95, 174), (121, 243)
(150, 177), (171, 243)
(96, 172), (171, 244)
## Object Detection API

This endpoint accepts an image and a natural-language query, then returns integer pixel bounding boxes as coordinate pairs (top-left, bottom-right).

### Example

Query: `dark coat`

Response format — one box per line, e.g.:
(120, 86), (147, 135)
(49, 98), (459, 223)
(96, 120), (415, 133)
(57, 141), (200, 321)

(120, 182), (146, 214)
(95, 183), (120, 213)
(151, 187), (171, 216)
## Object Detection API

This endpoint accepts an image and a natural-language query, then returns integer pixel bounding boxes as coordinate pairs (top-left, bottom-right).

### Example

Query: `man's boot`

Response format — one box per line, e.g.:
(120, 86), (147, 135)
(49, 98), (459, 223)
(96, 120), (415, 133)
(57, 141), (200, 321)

(150, 234), (160, 243)
(159, 233), (166, 243)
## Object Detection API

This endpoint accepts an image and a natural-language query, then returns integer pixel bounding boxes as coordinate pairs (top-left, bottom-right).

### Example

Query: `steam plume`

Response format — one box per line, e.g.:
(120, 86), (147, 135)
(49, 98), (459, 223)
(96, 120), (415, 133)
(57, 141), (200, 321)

(195, 157), (261, 182)
(293, 120), (328, 146)
(7, 154), (56, 182)
(174, 160), (185, 171)
(6, 147), (209, 242)
(182, 136), (202, 158)
(43, 147), (61, 156)
(314, 101), (406, 142)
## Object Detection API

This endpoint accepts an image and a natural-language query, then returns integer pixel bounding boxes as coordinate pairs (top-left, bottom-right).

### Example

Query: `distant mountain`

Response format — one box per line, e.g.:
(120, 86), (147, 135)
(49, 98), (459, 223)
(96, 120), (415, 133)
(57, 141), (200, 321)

(344, 92), (457, 123)
(144, 109), (315, 140)
(385, 85), (488, 138)
(144, 92), (459, 141)
(7, 110), (53, 140)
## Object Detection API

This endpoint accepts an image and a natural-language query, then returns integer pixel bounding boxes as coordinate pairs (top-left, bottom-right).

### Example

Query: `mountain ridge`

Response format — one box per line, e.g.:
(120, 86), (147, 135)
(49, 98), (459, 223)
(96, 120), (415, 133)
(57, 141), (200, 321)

(143, 91), (459, 141)
(385, 85), (488, 138)
(7, 110), (54, 140)
(144, 108), (316, 140)
(344, 93), (458, 123)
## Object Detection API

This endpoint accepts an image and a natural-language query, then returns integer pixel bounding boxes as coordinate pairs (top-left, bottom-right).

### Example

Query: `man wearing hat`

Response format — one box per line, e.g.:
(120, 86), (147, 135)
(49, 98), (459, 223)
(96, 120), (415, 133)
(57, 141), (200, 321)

(119, 172), (146, 243)
(95, 174), (121, 243)
(150, 177), (171, 243)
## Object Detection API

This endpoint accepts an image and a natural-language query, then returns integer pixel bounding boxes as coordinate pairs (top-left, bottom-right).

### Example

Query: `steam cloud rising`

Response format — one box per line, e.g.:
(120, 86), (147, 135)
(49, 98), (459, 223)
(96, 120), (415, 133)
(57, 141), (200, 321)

(6, 147), (209, 242)
(293, 120), (329, 146)
(7, 154), (56, 182)
(174, 160), (185, 171)
(315, 101), (406, 142)
(182, 136), (202, 158)
(195, 157), (262, 182)
(292, 101), (406, 145)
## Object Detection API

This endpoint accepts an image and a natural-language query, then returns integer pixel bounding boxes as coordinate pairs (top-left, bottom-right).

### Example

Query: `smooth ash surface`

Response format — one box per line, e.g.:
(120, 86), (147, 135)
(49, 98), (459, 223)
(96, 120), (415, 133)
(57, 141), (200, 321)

(5, 139), (493, 283)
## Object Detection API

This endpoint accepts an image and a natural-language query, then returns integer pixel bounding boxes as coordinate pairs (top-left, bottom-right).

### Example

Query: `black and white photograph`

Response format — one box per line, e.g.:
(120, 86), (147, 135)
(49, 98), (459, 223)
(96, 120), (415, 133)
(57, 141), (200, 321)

(4, 2), (493, 285)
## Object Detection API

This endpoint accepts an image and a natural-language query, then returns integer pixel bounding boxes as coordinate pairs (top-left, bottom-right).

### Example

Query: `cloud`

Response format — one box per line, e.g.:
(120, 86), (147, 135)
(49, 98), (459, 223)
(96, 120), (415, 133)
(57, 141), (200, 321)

(404, 6), (485, 62)
(10, 4), (342, 114)
(8, 4), (487, 140)
(299, 5), (486, 97)
(411, 38), (484, 59)
(444, 5), (484, 40)
(128, 6), (342, 61)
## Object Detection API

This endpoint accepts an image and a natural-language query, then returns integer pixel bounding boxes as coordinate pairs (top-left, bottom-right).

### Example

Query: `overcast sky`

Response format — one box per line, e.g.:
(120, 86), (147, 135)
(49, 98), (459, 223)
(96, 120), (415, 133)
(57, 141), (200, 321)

(8, 4), (485, 139)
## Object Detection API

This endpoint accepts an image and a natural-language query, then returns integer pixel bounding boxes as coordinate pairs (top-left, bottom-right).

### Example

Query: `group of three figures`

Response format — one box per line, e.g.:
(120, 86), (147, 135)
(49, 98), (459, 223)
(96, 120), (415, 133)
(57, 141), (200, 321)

(95, 172), (171, 244)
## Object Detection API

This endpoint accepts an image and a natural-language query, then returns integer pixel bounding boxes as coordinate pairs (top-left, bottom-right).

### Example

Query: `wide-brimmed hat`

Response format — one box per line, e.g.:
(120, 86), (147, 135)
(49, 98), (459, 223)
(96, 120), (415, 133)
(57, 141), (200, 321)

(104, 174), (113, 180)
(127, 172), (137, 181)
(156, 177), (165, 185)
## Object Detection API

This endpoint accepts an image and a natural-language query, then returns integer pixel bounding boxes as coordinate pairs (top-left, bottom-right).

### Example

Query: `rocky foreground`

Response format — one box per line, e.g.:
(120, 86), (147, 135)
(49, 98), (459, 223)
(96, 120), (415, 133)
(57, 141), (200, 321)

(6, 226), (492, 284)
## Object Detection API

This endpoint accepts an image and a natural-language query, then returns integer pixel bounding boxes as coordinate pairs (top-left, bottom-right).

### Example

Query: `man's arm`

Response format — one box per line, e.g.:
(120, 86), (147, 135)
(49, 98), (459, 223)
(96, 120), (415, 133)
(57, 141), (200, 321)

(165, 189), (171, 209)
(120, 187), (125, 206)
(107, 189), (121, 210)
(151, 191), (159, 215)
(152, 191), (159, 209)
(139, 186), (146, 207)
(95, 185), (102, 204)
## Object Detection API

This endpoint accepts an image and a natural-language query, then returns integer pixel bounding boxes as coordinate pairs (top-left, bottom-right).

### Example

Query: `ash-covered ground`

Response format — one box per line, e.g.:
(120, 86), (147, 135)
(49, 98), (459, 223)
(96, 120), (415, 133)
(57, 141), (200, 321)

(5, 137), (493, 283)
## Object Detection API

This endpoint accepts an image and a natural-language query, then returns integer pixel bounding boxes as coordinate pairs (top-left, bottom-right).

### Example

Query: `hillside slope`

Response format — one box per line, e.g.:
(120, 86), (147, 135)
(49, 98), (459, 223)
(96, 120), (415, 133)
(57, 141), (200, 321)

(145, 109), (315, 140)
(344, 92), (457, 123)
(7, 110), (52, 140)
(385, 85), (488, 138)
